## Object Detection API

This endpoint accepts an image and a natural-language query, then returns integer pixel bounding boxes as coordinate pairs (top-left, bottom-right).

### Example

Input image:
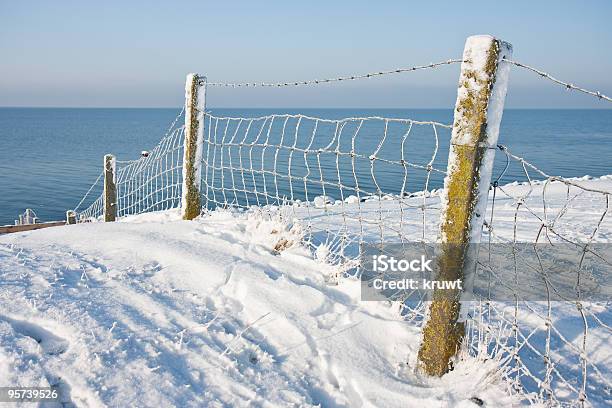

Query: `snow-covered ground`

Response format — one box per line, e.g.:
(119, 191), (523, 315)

(0, 176), (610, 407)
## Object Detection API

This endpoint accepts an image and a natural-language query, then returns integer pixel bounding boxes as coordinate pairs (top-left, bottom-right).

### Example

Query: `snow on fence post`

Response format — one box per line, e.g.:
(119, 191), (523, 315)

(181, 73), (207, 220)
(417, 35), (512, 376)
(103, 154), (117, 222)
(66, 210), (76, 225)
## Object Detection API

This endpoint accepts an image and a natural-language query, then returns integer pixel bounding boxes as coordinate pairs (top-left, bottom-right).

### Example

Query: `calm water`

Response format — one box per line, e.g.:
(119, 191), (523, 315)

(0, 108), (611, 225)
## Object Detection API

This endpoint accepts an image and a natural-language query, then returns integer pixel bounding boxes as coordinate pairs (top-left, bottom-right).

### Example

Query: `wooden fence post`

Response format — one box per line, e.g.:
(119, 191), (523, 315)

(66, 210), (76, 225)
(103, 154), (117, 222)
(181, 73), (207, 220)
(417, 35), (512, 376)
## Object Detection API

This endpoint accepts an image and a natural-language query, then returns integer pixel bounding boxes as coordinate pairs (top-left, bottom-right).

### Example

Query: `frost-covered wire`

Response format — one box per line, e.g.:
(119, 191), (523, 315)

(73, 109), (186, 222)
(475, 145), (612, 407)
(201, 112), (449, 264)
(203, 59), (463, 88)
(115, 125), (185, 217)
(200, 112), (612, 406)
(503, 59), (612, 103)
(73, 172), (104, 222)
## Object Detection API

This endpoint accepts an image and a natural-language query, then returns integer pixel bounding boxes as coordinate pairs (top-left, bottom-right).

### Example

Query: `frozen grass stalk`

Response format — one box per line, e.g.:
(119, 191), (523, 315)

(417, 35), (512, 376)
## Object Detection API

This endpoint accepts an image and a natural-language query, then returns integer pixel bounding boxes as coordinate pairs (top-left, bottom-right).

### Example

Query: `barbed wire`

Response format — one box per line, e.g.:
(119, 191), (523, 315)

(503, 59), (612, 103)
(202, 59), (463, 88)
(202, 56), (612, 105)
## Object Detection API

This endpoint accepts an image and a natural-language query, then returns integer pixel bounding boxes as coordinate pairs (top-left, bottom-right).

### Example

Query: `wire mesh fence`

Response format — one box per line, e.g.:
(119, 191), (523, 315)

(73, 111), (185, 222)
(73, 171), (104, 222)
(67, 54), (612, 406)
(199, 111), (611, 405)
(200, 112), (451, 263)
(469, 147), (612, 406)
(115, 124), (185, 217)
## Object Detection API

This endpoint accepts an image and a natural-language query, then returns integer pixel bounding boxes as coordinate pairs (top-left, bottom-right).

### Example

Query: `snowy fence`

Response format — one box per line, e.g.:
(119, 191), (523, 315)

(73, 111), (185, 221)
(469, 150), (611, 406)
(201, 113), (449, 261)
(70, 35), (612, 406)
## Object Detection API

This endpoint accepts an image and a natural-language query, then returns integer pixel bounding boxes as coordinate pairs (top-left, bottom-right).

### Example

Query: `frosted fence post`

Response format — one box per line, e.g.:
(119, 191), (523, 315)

(25, 209), (35, 224)
(417, 35), (512, 376)
(181, 73), (207, 220)
(103, 154), (117, 222)
(66, 210), (76, 225)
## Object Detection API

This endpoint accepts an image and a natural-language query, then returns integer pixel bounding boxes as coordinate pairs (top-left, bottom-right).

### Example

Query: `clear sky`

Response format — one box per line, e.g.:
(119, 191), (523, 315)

(1, 0), (611, 108)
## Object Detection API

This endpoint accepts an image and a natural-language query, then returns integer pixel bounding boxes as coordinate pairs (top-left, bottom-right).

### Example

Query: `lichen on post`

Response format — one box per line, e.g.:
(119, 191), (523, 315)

(103, 154), (117, 222)
(181, 73), (207, 220)
(417, 35), (512, 376)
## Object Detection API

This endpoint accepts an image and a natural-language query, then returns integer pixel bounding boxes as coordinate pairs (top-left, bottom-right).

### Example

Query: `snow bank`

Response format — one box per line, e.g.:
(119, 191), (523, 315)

(0, 212), (519, 407)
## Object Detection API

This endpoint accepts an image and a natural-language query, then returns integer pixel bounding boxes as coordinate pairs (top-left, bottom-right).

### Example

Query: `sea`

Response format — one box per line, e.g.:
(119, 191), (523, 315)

(1, 108), (611, 225)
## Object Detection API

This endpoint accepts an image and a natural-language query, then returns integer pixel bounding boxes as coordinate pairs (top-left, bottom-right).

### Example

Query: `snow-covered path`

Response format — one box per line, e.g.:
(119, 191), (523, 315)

(0, 211), (517, 407)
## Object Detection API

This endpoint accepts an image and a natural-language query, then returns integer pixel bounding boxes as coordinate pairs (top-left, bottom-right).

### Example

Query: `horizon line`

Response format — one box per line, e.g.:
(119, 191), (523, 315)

(1, 106), (611, 110)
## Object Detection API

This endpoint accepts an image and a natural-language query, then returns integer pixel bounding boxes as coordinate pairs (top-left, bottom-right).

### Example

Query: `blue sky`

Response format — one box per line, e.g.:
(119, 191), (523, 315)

(1, 0), (611, 108)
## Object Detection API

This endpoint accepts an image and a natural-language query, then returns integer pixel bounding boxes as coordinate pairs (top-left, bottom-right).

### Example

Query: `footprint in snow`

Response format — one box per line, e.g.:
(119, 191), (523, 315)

(0, 315), (69, 355)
